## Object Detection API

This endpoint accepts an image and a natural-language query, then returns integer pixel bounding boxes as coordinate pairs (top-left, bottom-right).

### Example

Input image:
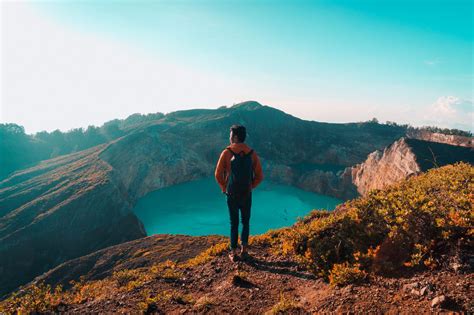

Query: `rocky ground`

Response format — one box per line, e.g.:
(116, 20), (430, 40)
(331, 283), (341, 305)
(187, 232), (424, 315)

(57, 240), (472, 314)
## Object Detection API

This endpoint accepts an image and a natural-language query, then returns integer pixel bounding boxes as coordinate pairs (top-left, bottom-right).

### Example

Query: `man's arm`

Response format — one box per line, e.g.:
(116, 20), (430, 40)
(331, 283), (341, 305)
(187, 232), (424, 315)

(251, 151), (263, 189)
(215, 150), (229, 193)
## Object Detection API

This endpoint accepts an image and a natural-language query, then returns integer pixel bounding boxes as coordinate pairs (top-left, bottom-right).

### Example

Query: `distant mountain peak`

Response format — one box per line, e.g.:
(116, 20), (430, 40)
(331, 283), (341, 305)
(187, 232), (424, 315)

(230, 101), (263, 110)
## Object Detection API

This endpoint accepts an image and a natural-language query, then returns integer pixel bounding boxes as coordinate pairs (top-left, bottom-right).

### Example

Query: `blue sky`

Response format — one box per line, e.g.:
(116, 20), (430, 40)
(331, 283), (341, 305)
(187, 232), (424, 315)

(1, 0), (472, 133)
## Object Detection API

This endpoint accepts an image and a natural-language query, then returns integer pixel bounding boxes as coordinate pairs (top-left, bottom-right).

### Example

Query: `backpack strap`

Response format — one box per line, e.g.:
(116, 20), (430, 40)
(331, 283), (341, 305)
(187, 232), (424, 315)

(226, 147), (253, 157)
(226, 147), (237, 156)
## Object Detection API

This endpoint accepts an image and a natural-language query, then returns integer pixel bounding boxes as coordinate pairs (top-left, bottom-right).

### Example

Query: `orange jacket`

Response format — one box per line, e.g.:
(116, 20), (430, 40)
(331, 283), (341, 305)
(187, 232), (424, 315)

(214, 142), (264, 193)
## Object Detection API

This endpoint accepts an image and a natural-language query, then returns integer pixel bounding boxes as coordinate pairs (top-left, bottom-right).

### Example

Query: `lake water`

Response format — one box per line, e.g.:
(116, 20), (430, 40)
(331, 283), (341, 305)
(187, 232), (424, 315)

(133, 177), (342, 236)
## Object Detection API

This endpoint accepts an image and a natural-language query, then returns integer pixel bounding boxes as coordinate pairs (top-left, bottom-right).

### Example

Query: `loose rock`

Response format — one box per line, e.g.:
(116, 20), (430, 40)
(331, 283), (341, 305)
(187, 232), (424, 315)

(431, 295), (447, 308)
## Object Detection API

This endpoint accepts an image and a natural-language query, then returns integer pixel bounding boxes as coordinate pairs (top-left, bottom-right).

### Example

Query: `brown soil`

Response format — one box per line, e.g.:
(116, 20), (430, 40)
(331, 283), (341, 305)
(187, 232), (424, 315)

(60, 240), (473, 314)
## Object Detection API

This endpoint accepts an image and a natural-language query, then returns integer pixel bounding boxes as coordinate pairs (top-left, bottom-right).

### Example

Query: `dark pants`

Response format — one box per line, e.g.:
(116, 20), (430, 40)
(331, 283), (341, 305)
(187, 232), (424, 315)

(226, 192), (252, 250)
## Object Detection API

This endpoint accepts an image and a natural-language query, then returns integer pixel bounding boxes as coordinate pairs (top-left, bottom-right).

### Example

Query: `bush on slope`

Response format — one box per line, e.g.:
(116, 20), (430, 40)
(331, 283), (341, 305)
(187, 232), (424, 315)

(276, 162), (473, 283)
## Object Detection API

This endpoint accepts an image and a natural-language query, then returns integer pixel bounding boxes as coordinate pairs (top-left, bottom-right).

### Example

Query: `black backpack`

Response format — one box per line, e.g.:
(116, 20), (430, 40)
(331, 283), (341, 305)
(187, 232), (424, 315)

(226, 148), (254, 197)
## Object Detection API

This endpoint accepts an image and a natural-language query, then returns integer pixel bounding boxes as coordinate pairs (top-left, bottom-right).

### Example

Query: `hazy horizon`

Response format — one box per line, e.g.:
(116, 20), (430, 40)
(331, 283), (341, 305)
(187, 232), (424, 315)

(1, 1), (472, 134)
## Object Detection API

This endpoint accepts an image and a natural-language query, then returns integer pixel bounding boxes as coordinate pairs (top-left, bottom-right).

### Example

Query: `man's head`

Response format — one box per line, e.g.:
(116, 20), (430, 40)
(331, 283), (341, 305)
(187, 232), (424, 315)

(229, 124), (246, 144)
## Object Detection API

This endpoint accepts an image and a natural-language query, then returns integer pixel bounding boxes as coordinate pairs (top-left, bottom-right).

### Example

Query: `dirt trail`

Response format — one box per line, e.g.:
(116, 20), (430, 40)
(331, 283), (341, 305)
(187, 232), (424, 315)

(67, 241), (473, 314)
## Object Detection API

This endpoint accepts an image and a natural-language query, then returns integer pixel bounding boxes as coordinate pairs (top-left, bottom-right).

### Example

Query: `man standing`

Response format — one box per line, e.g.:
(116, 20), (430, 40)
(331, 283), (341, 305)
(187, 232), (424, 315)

(215, 125), (263, 262)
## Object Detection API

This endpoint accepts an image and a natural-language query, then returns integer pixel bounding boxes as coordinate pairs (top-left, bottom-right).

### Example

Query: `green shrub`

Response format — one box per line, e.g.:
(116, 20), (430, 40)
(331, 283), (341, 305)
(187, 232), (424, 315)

(0, 283), (64, 314)
(328, 262), (367, 286)
(151, 260), (183, 281)
(280, 162), (473, 278)
(112, 269), (141, 286)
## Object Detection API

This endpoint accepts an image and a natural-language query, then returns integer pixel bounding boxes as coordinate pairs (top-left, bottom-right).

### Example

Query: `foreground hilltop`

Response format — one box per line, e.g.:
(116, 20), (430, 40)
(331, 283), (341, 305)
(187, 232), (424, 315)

(2, 162), (472, 313)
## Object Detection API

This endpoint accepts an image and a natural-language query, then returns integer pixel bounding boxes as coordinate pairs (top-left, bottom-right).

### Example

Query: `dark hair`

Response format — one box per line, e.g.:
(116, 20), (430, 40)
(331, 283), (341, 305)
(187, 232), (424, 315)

(230, 124), (246, 142)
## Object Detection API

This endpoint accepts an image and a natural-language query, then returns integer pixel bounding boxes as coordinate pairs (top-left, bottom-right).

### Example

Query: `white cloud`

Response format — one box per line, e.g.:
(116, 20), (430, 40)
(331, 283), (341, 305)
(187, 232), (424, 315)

(337, 96), (473, 133)
(421, 96), (473, 132)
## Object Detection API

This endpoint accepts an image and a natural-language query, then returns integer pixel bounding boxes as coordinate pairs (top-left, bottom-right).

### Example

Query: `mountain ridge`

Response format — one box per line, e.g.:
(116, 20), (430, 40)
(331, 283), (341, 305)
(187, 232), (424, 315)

(2, 100), (470, 181)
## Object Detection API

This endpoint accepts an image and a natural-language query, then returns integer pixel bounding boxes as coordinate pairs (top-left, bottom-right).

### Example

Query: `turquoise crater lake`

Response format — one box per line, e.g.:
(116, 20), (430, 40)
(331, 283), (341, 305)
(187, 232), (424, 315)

(133, 177), (342, 236)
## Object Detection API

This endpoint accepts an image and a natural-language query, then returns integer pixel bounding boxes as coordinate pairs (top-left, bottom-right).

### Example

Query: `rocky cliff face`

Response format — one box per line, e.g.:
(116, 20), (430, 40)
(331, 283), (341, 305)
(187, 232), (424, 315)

(350, 138), (421, 195)
(407, 129), (473, 147)
(263, 161), (357, 200)
(347, 137), (474, 196)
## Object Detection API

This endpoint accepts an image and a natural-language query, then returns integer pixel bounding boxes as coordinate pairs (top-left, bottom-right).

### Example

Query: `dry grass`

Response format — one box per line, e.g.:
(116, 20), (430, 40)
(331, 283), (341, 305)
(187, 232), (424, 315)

(179, 241), (229, 268)
(265, 292), (301, 315)
(193, 295), (217, 311)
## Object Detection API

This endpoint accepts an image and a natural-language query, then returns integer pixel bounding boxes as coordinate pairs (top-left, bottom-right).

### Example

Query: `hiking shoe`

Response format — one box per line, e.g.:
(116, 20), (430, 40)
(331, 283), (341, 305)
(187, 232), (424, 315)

(228, 250), (239, 263)
(240, 251), (251, 261)
(240, 245), (251, 260)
